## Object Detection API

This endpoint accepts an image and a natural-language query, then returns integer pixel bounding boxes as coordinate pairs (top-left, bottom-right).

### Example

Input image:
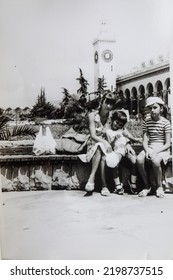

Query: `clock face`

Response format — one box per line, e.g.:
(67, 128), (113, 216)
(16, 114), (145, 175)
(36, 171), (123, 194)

(102, 49), (113, 62)
(94, 51), (98, 64)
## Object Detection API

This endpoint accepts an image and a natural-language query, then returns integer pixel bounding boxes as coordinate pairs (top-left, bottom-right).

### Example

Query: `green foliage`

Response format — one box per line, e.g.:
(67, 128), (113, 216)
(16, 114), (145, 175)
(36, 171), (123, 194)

(30, 87), (55, 118)
(11, 125), (37, 138)
(0, 114), (11, 130)
(0, 113), (37, 140)
(76, 68), (89, 97)
(0, 108), (4, 115)
(62, 88), (71, 106)
(63, 94), (84, 118)
(50, 107), (64, 119)
(97, 77), (107, 97)
(125, 120), (143, 138)
(73, 114), (89, 132)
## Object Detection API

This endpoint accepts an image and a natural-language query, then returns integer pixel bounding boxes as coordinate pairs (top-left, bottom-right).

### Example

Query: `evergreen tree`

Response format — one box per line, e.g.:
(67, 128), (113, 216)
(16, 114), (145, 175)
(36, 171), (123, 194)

(62, 88), (71, 106)
(31, 88), (55, 118)
(76, 68), (89, 104)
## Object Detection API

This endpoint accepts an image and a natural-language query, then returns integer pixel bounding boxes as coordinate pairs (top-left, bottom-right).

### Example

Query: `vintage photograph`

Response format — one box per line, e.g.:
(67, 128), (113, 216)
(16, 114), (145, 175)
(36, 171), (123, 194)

(0, 0), (172, 260)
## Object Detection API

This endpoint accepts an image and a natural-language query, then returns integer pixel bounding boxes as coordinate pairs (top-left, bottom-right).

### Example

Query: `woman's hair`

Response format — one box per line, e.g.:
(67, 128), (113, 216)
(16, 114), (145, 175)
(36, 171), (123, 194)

(99, 92), (115, 112)
(111, 110), (127, 126)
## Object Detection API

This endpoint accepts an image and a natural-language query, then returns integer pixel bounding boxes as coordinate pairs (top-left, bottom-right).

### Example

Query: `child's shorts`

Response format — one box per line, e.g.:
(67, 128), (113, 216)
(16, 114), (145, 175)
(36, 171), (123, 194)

(138, 147), (170, 165)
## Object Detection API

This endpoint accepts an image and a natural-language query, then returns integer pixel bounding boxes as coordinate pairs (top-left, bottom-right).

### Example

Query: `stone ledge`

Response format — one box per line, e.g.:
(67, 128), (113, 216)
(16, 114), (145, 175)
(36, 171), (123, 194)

(0, 154), (78, 163)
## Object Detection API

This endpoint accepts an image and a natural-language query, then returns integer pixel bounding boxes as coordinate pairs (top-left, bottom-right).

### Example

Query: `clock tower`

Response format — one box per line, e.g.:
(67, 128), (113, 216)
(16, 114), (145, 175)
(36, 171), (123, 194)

(93, 22), (116, 92)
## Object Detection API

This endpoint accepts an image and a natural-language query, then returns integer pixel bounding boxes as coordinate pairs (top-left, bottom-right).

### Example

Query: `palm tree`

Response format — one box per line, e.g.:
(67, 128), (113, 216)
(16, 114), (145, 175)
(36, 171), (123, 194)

(76, 68), (89, 103)
(0, 113), (37, 140)
(62, 88), (71, 106)
(97, 77), (107, 97)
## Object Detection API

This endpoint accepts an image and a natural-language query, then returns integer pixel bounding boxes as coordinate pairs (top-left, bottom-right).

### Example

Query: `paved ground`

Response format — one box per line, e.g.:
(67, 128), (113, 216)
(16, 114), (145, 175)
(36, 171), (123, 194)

(0, 190), (173, 260)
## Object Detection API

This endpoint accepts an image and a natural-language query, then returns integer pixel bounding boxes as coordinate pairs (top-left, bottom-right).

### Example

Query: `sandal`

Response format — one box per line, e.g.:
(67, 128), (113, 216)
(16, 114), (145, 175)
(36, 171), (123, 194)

(85, 182), (95, 192)
(128, 180), (137, 194)
(156, 187), (164, 198)
(113, 183), (124, 195)
(138, 188), (151, 197)
(101, 187), (110, 196)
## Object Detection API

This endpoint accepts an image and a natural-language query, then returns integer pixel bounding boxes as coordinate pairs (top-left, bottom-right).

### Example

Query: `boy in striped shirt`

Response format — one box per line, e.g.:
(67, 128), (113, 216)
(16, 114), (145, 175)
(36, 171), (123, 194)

(137, 97), (171, 198)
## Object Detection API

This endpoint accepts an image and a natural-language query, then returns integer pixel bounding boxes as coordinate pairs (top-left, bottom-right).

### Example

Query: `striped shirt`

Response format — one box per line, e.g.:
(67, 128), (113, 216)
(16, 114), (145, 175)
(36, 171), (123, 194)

(142, 116), (171, 146)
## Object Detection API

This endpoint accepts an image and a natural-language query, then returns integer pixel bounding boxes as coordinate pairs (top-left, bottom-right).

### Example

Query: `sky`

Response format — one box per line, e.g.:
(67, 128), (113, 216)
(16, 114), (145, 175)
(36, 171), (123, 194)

(0, 0), (172, 108)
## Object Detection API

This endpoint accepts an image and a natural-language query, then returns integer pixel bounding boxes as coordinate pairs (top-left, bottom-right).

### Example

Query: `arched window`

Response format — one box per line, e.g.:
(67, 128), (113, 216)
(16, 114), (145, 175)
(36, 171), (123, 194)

(163, 78), (170, 105)
(155, 80), (163, 98)
(138, 85), (145, 114)
(138, 85), (145, 98)
(124, 89), (131, 114)
(146, 83), (154, 97)
(131, 87), (138, 115)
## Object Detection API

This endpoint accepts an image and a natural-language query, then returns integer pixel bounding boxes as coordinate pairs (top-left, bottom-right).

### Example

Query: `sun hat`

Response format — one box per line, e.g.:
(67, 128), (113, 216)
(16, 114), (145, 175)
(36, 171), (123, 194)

(145, 97), (164, 107)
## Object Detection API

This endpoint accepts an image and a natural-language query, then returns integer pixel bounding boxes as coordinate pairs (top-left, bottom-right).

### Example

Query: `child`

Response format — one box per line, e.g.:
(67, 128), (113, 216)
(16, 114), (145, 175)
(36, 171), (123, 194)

(136, 97), (171, 198)
(105, 110), (142, 195)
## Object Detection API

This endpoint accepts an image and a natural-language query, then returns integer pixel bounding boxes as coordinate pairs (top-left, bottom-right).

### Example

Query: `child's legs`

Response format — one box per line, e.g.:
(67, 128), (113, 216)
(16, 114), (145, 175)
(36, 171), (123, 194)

(150, 154), (163, 188)
(136, 150), (150, 188)
(112, 153), (122, 186)
(127, 153), (137, 174)
(100, 155), (107, 187)
(127, 153), (137, 183)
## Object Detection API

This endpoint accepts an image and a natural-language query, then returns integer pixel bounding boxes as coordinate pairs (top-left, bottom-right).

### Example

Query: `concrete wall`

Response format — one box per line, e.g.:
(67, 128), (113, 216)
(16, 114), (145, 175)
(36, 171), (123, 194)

(0, 151), (172, 193)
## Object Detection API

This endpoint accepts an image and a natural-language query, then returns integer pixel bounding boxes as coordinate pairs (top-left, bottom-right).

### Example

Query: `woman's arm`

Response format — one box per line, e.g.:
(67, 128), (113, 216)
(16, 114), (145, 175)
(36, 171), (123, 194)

(88, 112), (112, 152)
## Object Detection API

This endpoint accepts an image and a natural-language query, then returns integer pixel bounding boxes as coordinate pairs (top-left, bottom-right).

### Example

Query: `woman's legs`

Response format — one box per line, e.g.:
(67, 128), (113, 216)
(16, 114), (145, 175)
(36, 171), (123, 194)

(85, 147), (102, 192)
(87, 148), (102, 184)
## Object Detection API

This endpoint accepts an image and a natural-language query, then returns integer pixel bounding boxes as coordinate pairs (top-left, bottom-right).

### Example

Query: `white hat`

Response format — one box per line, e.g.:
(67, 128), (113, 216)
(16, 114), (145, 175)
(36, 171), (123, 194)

(146, 97), (164, 107)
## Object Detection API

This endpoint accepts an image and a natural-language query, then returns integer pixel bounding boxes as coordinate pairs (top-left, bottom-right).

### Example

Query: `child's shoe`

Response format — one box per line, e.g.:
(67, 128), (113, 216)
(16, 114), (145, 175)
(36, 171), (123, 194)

(101, 187), (110, 196)
(85, 182), (95, 192)
(128, 180), (137, 194)
(138, 188), (151, 197)
(114, 183), (124, 195)
(156, 187), (164, 198)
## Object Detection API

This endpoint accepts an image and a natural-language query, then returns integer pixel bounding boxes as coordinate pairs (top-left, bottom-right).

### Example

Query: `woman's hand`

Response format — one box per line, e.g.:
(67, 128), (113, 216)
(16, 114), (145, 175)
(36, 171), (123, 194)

(103, 140), (112, 153)
(137, 138), (143, 144)
(126, 144), (135, 155)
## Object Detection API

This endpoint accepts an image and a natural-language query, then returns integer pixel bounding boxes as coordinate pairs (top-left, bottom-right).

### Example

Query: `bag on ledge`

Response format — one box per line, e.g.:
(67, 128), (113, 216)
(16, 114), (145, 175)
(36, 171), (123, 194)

(33, 126), (56, 156)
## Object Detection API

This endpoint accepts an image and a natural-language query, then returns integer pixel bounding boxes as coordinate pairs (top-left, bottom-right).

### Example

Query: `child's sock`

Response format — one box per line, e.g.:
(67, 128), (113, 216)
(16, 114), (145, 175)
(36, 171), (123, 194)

(114, 178), (122, 189)
(131, 175), (137, 185)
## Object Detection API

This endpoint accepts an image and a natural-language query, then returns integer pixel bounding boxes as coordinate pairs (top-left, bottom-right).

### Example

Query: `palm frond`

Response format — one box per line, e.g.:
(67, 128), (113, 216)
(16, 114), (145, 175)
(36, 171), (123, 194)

(0, 115), (11, 130)
(11, 125), (37, 138)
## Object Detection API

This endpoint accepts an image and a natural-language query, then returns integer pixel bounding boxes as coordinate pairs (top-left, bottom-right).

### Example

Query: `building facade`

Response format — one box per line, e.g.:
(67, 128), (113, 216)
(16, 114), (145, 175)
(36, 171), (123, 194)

(93, 25), (170, 115)
(116, 59), (170, 115)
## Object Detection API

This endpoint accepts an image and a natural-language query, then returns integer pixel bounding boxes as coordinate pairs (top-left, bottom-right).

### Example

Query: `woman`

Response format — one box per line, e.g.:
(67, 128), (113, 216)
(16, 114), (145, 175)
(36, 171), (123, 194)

(79, 92), (115, 196)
